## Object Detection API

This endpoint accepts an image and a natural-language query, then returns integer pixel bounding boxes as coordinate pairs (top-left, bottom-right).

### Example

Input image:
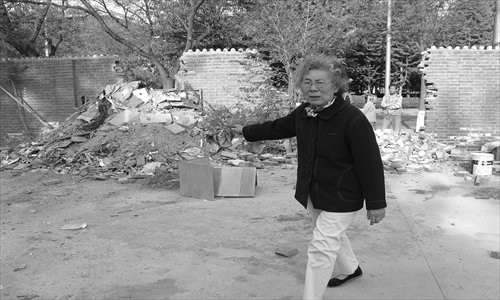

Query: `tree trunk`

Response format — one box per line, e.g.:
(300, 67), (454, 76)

(286, 66), (295, 98)
(152, 57), (174, 89)
(419, 73), (426, 110)
(183, 0), (206, 52)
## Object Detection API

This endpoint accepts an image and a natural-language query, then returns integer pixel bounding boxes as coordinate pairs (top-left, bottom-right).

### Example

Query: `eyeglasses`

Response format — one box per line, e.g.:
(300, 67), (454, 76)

(301, 81), (329, 89)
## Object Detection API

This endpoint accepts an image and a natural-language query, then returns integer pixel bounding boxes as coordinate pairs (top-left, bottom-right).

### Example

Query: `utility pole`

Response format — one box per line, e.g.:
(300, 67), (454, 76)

(385, 0), (392, 95)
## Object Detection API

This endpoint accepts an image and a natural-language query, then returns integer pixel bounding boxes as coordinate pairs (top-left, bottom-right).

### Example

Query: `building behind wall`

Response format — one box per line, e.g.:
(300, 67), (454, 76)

(421, 45), (500, 150)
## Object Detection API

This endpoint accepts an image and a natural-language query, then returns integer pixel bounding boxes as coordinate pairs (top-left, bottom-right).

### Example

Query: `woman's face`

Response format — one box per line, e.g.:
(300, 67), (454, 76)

(301, 69), (337, 107)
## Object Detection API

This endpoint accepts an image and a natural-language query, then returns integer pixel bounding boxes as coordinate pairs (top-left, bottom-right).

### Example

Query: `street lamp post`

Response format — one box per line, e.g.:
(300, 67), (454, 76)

(494, 0), (500, 46)
(385, 0), (392, 95)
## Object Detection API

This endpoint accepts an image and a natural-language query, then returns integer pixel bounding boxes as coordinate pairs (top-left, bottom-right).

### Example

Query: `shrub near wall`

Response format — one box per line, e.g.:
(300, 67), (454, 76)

(0, 55), (122, 137)
(175, 48), (265, 107)
(422, 45), (500, 150)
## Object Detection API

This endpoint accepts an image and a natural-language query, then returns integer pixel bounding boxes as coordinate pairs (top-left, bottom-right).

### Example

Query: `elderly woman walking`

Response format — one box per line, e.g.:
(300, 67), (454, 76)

(234, 54), (386, 300)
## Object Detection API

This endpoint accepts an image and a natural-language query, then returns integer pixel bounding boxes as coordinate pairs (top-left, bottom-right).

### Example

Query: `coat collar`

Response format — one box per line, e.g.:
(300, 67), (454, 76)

(299, 92), (347, 120)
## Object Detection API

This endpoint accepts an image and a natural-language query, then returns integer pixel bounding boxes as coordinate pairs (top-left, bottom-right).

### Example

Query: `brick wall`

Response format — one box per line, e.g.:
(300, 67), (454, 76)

(175, 48), (265, 107)
(422, 45), (500, 150)
(0, 55), (122, 137)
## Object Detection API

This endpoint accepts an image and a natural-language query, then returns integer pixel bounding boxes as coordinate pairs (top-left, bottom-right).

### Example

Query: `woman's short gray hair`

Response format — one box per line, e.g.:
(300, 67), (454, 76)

(294, 54), (350, 94)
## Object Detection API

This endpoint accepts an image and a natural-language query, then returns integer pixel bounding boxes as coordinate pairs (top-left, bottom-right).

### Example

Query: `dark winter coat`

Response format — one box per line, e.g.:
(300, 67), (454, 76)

(242, 93), (387, 212)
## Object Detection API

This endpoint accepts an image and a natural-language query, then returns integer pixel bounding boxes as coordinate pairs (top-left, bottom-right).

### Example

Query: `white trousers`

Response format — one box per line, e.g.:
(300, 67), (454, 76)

(303, 198), (359, 300)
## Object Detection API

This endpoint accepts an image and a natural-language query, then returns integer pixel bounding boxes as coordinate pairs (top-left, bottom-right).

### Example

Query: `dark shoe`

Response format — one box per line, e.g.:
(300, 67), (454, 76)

(327, 266), (362, 288)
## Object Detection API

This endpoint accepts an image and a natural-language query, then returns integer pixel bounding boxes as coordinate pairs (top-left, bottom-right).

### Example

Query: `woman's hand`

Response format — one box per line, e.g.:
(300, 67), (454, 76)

(367, 208), (385, 225)
(232, 124), (244, 135)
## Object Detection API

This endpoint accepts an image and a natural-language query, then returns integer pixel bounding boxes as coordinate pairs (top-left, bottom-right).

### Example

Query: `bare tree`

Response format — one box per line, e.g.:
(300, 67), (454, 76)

(0, 0), (52, 57)
(241, 0), (354, 96)
(4, 0), (209, 88)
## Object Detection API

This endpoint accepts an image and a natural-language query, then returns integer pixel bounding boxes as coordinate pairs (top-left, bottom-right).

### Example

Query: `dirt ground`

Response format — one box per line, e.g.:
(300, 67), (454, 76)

(1, 162), (499, 300)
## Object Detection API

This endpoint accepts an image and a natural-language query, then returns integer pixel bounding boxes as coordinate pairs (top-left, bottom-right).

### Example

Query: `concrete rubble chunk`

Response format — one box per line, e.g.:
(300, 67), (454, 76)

(77, 102), (99, 122)
(42, 179), (64, 186)
(71, 136), (88, 143)
(136, 155), (146, 167)
(270, 156), (286, 163)
(259, 153), (273, 159)
(126, 94), (144, 108)
(60, 223), (87, 230)
(165, 123), (186, 134)
(138, 162), (162, 175)
(227, 159), (244, 166)
(275, 247), (299, 258)
(171, 110), (199, 128)
(139, 112), (173, 125)
(179, 147), (205, 160)
(57, 140), (73, 148)
(488, 250), (500, 259)
(108, 109), (140, 127)
(132, 88), (151, 103)
(221, 151), (238, 159)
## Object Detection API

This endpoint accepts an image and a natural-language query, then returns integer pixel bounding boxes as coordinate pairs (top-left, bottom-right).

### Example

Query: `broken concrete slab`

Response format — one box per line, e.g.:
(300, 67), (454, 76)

(126, 94), (144, 108)
(108, 109), (140, 127)
(227, 159), (245, 166)
(165, 123), (186, 135)
(220, 151), (238, 159)
(71, 136), (88, 143)
(179, 147), (206, 160)
(139, 112), (173, 125)
(77, 102), (99, 122)
(176, 115), (198, 129)
(132, 88), (151, 103)
(259, 153), (273, 160)
(270, 156), (286, 163)
(56, 140), (73, 148)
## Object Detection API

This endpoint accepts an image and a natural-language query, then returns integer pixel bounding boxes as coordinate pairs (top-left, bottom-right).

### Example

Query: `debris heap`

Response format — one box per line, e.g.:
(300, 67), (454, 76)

(375, 129), (454, 173)
(0, 81), (208, 181)
(1, 80), (490, 181)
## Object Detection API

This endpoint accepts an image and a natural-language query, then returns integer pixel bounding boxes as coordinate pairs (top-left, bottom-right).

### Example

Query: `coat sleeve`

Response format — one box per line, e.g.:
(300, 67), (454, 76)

(348, 115), (387, 210)
(242, 108), (297, 142)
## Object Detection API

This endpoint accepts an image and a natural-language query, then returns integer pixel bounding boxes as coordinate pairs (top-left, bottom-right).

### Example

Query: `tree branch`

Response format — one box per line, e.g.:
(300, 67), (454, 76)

(29, 0), (51, 44)
(8, 0), (90, 13)
(184, 0), (207, 52)
(193, 26), (212, 47)
(143, 0), (154, 37)
(100, 0), (129, 29)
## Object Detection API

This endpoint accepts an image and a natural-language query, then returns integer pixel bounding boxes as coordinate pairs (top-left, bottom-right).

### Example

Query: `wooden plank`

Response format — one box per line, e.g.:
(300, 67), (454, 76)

(178, 158), (214, 200)
(0, 84), (54, 129)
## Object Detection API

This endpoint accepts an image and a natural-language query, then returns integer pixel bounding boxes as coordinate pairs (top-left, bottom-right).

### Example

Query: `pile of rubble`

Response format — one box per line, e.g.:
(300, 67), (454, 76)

(1, 81), (206, 179)
(0, 82), (296, 183)
(375, 129), (458, 173)
(0, 80), (491, 182)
